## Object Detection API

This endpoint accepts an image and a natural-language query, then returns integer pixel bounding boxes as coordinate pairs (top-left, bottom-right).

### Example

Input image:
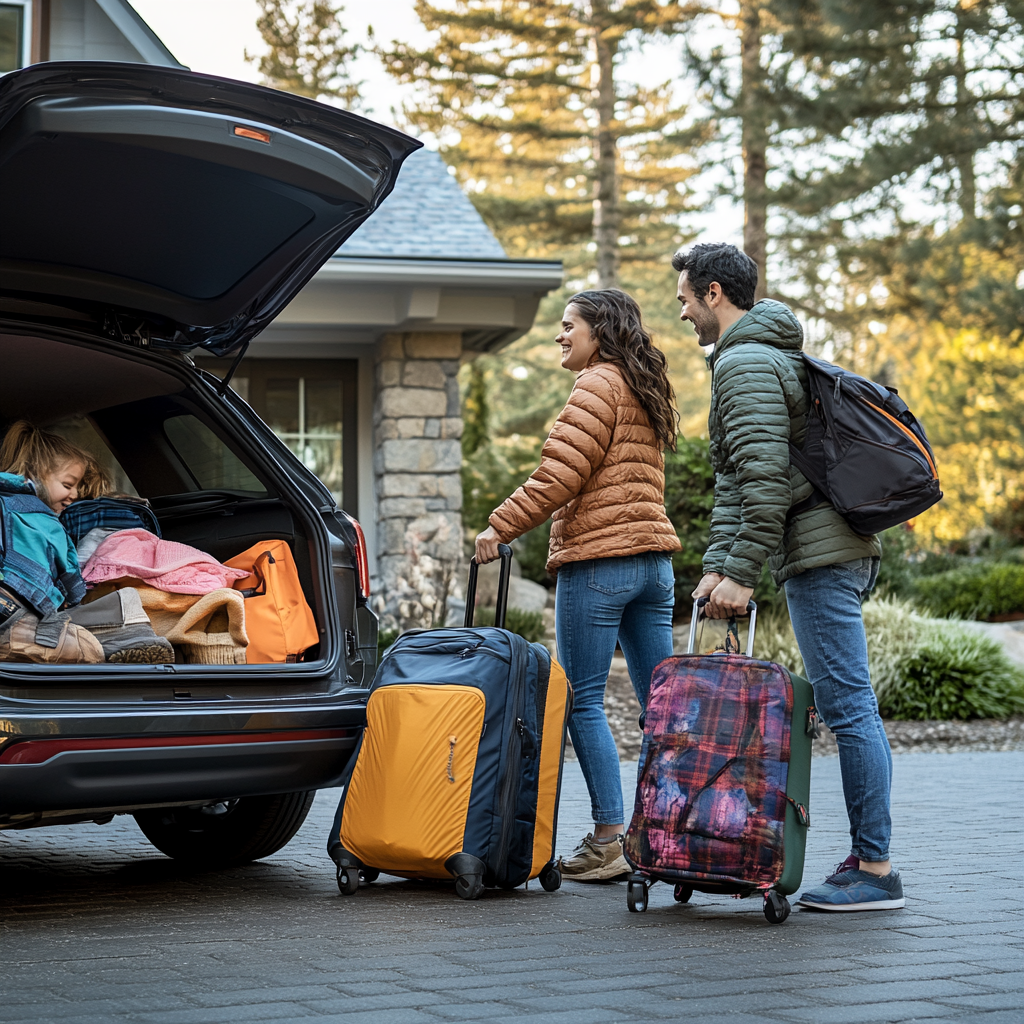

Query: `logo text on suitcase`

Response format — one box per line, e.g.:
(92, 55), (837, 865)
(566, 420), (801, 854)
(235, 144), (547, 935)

(447, 735), (457, 783)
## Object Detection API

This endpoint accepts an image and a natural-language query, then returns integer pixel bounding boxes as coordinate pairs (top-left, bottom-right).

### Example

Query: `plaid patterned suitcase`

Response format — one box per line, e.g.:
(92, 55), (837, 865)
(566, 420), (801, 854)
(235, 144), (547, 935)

(623, 599), (819, 924)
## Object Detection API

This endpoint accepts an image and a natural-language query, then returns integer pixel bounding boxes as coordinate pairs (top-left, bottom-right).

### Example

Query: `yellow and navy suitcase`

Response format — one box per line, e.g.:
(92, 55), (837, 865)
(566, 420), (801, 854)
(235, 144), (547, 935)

(328, 545), (572, 899)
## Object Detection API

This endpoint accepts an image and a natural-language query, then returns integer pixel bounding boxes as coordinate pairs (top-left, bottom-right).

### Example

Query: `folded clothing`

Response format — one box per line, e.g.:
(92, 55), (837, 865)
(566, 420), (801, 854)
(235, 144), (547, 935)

(68, 589), (173, 664)
(62, 497), (161, 546)
(163, 588), (248, 665)
(82, 529), (250, 594)
(76, 527), (118, 564)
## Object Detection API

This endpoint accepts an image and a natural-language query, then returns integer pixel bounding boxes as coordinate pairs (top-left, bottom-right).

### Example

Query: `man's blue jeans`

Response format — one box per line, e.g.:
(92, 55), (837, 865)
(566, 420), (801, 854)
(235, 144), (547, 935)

(555, 553), (675, 825)
(784, 557), (892, 862)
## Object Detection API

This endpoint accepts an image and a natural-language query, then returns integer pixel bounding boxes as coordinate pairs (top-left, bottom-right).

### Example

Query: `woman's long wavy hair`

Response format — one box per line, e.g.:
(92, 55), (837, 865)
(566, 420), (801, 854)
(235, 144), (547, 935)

(567, 289), (679, 450)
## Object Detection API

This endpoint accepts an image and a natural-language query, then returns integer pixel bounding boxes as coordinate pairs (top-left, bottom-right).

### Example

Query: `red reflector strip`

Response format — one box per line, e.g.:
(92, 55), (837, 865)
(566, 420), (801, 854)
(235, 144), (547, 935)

(0, 729), (355, 766)
(234, 125), (271, 143)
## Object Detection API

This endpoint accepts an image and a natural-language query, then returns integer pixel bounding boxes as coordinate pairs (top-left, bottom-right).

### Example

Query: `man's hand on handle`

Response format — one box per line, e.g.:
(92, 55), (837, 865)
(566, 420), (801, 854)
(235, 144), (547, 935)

(705, 577), (755, 619)
(474, 526), (502, 564)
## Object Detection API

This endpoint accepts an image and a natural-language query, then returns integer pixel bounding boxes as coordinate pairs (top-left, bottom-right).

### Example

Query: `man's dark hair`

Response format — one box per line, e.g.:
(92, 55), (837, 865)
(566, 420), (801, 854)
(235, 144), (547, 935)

(671, 243), (758, 310)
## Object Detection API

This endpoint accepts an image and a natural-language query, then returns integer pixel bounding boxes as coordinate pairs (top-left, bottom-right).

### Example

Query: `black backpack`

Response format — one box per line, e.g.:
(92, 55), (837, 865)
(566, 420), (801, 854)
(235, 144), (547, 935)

(788, 355), (942, 535)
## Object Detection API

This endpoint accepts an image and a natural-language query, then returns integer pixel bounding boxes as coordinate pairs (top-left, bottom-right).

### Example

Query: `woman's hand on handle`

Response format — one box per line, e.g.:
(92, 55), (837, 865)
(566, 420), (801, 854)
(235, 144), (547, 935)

(474, 526), (503, 564)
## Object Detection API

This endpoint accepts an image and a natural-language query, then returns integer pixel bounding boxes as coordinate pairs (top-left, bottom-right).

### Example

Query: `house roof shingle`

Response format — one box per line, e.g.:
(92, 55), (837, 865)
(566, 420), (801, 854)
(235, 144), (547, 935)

(339, 148), (506, 260)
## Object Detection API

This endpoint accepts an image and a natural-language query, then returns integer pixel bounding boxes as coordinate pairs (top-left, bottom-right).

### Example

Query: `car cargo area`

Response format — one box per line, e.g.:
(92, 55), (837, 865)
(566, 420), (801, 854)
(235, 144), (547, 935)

(0, 328), (358, 693)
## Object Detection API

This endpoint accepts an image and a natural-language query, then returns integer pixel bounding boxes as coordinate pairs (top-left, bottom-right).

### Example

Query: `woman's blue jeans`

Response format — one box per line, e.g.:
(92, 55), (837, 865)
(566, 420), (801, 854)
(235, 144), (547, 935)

(784, 557), (893, 862)
(555, 553), (675, 825)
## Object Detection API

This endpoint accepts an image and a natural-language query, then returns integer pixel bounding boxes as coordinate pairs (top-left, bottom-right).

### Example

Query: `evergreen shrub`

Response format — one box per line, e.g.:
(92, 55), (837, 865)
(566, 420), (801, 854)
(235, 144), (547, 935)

(881, 628), (1024, 721)
(663, 438), (715, 611)
(912, 563), (1024, 620)
(757, 597), (1024, 720)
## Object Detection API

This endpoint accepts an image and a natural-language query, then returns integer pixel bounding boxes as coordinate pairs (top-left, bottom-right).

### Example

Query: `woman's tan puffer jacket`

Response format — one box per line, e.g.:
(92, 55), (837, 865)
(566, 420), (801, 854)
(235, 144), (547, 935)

(489, 361), (681, 573)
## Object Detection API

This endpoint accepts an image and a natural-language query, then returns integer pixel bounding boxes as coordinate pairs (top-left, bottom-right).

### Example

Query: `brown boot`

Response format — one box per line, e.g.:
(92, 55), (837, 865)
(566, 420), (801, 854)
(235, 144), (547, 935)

(0, 612), (104, 664)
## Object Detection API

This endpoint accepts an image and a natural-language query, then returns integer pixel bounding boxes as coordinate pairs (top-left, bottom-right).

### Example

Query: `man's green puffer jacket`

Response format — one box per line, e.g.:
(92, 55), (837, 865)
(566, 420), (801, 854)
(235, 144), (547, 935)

(703, 299), (880, 588)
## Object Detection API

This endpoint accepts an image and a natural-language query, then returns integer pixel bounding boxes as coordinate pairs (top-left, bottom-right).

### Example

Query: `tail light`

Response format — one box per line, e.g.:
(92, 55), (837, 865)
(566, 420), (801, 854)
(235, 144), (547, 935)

(351, 517), (371, 600)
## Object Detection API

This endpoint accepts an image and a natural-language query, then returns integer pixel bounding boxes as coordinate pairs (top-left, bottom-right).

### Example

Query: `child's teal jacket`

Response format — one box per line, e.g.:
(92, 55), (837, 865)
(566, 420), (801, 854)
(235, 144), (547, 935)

(0, 472), (85, 617)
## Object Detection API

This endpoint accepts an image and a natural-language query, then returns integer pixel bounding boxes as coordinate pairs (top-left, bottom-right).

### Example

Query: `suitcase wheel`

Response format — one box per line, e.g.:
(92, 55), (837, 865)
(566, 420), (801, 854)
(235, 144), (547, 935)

(455, 874), (485, 900)
(673, 884), (693, 904)
(763, 889), (791, 924)
(337, 867), (360, 896)
(360, 868), (380, 883)
(538, 862), (561, 892)
(445, 852), (486, 901)
(626, 875), (649, 913)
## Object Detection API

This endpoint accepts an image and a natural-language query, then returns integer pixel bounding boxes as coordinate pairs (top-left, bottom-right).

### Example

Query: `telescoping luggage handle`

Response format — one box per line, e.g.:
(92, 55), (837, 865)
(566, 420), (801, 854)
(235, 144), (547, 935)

(687, 596), (758, 658)
(464, 543), (514, 629)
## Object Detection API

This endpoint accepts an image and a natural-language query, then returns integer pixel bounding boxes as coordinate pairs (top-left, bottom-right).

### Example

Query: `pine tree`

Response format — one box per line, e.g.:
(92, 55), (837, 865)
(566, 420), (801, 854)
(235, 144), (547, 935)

(247, 0), (361, 105)
(766, 0), (1022, 331)
(378, 0), (705, 287)
(685, 0), (1022, 308)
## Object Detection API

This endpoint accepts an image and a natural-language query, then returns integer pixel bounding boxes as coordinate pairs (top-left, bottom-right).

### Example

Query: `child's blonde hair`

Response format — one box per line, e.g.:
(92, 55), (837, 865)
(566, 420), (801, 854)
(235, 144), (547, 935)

(0, 421), (111, 501)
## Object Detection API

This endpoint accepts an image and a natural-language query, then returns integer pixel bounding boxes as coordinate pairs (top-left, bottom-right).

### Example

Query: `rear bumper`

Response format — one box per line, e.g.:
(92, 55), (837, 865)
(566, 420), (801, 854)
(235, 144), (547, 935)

(0, 732), (357, 818)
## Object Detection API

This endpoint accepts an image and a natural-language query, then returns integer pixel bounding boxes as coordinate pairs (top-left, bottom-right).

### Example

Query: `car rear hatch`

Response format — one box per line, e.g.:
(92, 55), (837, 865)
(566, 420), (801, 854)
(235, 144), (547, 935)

(0, 60), (421, 354)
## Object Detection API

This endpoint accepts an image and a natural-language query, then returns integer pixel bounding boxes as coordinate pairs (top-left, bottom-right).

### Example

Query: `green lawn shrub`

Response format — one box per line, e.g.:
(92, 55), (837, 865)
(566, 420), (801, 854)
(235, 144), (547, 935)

(880, 627), (1024, 720)
(861, 596), (928, 708)
(755, 596), (1024, 720)
(911, 562), (1024, 620)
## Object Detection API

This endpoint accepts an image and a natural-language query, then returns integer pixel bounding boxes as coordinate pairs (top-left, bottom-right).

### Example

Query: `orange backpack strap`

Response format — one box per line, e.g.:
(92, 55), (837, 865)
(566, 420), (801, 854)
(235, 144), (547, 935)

(236, 549), (274, 599)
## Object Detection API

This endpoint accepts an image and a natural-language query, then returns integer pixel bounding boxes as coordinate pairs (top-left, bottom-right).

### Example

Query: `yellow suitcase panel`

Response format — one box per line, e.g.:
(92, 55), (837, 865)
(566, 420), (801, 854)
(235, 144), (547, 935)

(340, 684), (486, 878)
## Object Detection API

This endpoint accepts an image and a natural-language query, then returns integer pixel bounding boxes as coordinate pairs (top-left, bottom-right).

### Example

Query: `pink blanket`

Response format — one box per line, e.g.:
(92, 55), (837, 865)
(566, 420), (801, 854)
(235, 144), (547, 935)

(82, 529), (250, 594)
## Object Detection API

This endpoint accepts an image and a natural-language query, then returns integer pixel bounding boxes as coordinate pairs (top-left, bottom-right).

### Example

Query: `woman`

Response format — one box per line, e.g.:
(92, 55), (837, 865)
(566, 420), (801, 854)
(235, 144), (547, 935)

(475, 289), (680, 881)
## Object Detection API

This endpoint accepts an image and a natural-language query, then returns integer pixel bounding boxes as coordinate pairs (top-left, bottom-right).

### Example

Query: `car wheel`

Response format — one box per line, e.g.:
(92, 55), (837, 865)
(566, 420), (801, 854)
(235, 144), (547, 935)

(134, 790), (315, 867)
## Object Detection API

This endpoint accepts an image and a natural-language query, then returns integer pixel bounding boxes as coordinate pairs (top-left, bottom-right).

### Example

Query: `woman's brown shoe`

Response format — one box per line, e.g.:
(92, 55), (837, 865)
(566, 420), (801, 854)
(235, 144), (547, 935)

(557, 833), (630, 882)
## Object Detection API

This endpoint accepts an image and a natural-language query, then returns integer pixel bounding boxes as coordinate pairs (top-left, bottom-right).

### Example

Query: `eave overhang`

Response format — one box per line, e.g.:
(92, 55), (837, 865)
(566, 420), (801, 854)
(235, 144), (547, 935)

(260, 255), (564, 353)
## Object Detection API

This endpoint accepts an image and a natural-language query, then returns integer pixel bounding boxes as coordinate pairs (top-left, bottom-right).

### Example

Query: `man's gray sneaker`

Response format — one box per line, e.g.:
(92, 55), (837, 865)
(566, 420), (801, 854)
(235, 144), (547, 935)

(558, 834), (629, 882)
(797, 866), (905, 911)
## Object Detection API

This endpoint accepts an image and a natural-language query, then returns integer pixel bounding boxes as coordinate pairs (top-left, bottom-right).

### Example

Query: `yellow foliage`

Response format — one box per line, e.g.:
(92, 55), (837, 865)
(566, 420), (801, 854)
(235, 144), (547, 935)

(886, 321), (1024, 541)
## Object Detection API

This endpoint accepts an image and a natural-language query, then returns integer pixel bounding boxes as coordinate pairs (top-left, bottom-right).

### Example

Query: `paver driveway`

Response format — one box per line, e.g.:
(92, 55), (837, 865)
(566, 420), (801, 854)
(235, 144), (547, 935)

(3, 752), (1022, 1023)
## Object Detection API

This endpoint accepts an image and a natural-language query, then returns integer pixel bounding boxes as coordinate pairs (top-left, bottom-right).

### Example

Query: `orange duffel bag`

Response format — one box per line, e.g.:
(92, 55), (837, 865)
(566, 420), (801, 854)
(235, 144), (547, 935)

(225, 540), (319, 664)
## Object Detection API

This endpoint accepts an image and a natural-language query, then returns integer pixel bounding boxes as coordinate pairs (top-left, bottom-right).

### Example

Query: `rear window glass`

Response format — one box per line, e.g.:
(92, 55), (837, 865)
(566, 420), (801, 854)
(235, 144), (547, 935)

(163, 415), (267, 495)
(51, 416), (138, 496)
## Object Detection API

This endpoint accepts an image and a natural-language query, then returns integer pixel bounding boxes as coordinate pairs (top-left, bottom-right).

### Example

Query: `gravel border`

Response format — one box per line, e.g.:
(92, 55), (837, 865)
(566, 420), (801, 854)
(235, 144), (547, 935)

(565, 657), (1024, 761)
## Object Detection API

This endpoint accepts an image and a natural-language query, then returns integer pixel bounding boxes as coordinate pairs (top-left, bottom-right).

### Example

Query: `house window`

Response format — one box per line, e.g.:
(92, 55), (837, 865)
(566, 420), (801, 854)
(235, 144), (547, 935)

(265, 377), (345, 498)
(0, 1), (30, 74)
(196, 358), (358, 513)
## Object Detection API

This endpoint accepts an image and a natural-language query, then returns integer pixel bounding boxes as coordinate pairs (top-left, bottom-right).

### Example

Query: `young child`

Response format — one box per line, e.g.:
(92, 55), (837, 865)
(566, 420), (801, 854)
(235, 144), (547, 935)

(0, 422), (171, 664)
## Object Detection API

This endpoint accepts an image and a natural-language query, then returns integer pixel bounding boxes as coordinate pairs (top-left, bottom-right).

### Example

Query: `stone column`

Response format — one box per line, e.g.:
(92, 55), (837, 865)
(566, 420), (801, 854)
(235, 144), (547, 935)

(373, 332), (464, 633)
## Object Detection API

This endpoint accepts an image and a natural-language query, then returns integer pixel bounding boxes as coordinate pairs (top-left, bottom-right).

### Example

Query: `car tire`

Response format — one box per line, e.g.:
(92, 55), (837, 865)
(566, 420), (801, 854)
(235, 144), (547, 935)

(134, 790), (315, 867)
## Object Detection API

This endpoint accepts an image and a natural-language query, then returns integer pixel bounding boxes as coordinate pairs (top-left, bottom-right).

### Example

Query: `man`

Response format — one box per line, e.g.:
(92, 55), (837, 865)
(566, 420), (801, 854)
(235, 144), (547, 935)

(674, 242), (905, 912)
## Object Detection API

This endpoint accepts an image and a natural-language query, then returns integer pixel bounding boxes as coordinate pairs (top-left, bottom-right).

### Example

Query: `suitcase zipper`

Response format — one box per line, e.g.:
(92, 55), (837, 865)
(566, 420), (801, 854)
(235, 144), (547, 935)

(494, 635), (527, 880)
